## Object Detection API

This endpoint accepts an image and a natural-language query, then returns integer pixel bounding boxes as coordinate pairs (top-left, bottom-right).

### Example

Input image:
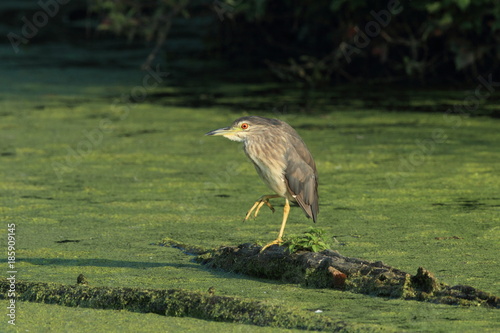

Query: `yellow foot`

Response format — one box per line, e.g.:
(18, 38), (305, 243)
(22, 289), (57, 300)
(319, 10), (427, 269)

(260, 238), (283, 252)
(243, 195), (279, 222)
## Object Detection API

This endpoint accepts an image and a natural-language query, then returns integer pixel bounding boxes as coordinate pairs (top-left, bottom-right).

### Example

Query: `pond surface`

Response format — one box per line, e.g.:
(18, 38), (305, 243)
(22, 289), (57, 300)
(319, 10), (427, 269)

(1, 42), (499, 332)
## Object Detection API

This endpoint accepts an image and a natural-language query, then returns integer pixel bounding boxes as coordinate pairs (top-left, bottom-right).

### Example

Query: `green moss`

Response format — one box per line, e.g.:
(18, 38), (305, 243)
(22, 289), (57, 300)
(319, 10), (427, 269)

(303, 267), (336, 289)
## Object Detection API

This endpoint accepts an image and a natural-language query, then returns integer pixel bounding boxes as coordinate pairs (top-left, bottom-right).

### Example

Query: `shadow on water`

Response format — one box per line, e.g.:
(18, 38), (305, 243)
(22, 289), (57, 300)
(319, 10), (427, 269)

(295, 120), (422, 131)
(432, 198), (500, 211)
(19, 258), (199, 269)
(2, 39), (499, 118)
(145, 84), (500, 118)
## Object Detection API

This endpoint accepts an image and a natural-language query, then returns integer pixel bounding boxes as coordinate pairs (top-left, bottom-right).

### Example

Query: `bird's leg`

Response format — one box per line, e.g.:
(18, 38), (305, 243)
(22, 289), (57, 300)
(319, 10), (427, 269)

(260, 199), (290, 252)
(243, 194), (280, 222)
(277, 198), (291, 240)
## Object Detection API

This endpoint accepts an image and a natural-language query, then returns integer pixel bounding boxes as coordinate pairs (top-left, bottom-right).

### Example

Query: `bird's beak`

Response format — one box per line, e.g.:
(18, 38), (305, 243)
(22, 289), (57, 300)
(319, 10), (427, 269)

(205, 126), (235, 136)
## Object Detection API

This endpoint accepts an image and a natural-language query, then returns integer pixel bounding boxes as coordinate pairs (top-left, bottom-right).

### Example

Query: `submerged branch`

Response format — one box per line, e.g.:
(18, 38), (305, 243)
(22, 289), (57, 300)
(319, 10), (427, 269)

(0, 280), (349, 331)
(197, 243), (500, 308)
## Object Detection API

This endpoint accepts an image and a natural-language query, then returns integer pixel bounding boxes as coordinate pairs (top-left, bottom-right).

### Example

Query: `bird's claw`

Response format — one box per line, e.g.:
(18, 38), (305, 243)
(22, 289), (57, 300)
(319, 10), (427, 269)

(260, 239), (283, 252)
(243, 196), (276, 222)
(255, 199), (274, 217)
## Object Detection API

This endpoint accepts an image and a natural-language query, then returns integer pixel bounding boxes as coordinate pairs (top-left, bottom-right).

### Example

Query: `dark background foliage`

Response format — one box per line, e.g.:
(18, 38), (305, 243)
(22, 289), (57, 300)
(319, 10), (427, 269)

(85, 0), (500, 84)
(3, 0), (499, 83)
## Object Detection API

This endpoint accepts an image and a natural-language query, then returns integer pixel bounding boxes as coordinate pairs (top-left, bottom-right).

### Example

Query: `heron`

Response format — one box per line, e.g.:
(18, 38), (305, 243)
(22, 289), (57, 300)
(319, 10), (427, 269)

(205, 116), (319, 250)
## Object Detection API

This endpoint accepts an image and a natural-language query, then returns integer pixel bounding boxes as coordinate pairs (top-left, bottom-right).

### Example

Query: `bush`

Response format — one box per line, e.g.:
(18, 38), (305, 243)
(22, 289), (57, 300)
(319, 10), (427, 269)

(89, 0), (500, 83)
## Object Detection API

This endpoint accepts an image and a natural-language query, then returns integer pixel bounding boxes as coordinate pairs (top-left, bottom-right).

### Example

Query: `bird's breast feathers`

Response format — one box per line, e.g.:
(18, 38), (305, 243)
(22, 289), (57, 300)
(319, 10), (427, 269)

(244, 141), (288, 197)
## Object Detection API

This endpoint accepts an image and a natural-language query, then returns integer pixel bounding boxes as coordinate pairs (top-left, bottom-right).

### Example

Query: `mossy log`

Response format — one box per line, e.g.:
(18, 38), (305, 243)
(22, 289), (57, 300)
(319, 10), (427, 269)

(197, 243), (500, 308)
(0, 280), (349, 331)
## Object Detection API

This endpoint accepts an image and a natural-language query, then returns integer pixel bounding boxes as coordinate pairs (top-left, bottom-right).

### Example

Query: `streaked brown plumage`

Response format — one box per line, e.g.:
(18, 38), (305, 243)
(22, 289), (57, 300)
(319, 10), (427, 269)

(206, 116), (319, 250)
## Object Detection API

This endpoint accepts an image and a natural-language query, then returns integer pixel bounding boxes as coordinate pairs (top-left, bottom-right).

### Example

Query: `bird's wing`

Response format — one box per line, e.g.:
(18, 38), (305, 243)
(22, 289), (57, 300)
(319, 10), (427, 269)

(283, 136), (319, 222)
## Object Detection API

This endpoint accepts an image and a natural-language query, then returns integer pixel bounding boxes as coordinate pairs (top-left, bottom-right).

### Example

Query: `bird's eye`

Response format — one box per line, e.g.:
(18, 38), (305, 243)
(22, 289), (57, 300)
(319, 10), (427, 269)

(241, 123), (249, 130)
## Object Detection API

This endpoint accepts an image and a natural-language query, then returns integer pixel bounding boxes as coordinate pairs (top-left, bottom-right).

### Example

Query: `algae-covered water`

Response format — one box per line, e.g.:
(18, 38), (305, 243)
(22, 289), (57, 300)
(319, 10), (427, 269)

(1, 55), (500, 331)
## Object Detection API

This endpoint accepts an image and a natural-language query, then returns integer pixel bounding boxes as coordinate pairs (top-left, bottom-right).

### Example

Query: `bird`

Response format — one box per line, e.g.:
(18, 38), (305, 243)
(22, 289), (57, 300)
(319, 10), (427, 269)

(205, 116), (318, 251)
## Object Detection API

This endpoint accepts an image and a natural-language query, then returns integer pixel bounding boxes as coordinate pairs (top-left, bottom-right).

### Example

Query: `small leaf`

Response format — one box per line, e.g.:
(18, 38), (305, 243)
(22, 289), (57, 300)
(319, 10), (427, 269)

(426, 2), (441, 13)
(454, 0), (470, 11)
(438, 13), (453, 26)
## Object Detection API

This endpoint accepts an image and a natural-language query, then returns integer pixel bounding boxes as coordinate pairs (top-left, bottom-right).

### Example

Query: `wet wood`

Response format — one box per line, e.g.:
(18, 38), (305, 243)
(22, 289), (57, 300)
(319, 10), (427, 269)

(197, 243), (500, 308)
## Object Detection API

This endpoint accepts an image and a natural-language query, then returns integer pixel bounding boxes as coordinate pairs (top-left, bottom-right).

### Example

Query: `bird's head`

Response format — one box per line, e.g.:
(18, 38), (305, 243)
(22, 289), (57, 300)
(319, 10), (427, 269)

(205, 116), (281, 142)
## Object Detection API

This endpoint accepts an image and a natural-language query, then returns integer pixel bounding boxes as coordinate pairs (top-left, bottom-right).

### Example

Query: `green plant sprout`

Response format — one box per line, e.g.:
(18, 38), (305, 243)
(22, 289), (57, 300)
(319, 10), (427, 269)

(282, 228), (329, 253)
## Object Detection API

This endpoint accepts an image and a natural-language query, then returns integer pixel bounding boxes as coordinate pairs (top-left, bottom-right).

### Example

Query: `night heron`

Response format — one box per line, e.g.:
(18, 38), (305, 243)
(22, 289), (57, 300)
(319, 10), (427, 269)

(206, 116), (318, 250)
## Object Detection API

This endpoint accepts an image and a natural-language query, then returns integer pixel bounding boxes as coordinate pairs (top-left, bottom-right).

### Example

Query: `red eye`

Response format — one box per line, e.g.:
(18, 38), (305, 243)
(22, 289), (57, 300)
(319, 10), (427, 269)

(241, 123), (249, 130)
